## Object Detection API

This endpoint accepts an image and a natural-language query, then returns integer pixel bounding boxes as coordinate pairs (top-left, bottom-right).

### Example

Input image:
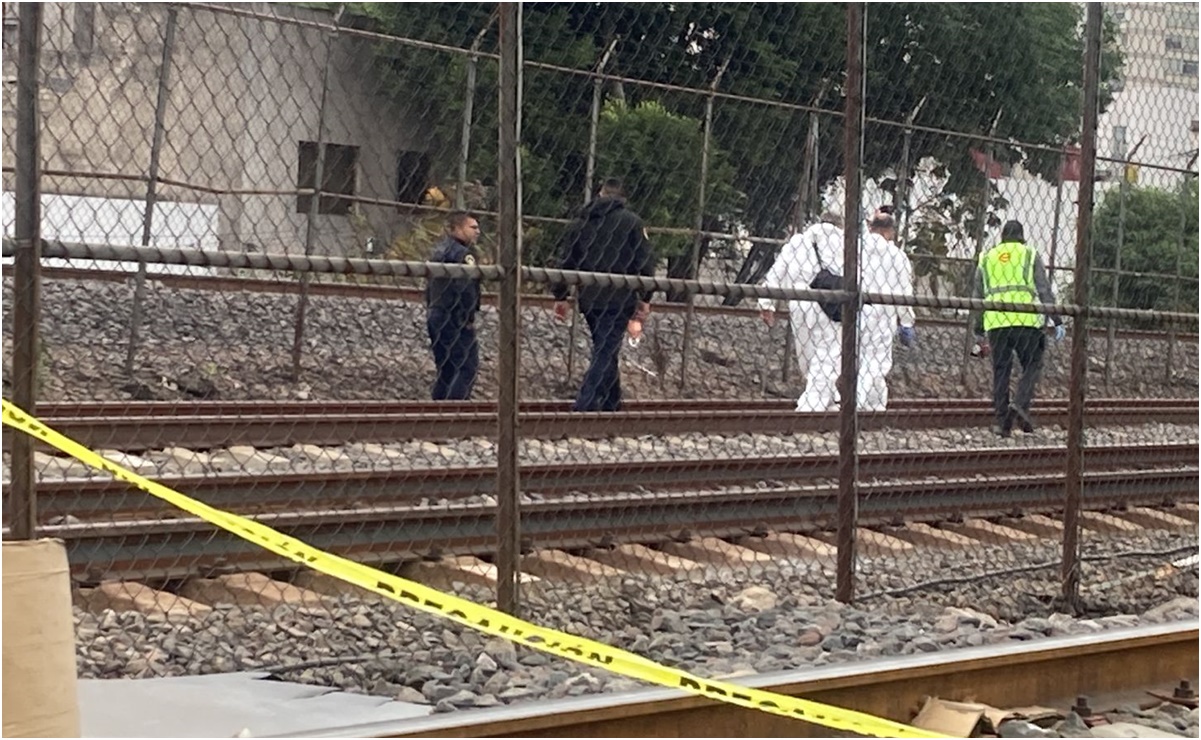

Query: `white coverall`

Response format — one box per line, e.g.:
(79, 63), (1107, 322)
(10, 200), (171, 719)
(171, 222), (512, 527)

(759, 222), (845, 412)
(856, 232), (916, 411)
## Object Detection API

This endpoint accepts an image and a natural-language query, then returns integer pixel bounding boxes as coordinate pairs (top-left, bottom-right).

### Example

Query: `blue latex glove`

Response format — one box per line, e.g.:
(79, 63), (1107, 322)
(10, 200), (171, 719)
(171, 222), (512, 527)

(898, 326), (916, 347)
(1054, 324), (1066, 343)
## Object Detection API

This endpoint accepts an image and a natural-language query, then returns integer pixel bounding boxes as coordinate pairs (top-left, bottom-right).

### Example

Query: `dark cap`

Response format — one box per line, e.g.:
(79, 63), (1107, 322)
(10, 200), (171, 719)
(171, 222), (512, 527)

(1001, 220), (1025, 242)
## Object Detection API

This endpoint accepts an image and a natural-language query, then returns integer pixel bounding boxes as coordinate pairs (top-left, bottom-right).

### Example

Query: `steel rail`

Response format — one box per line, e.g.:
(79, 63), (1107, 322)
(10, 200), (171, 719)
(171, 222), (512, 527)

(294, 623), (1198, 739)
(27, 467), (1197, 580)
(30, 397), (1198, 418)
(34, 443), (1198, 521)
(30, 266), (1200, 342)
(9, 402), (1195, 452)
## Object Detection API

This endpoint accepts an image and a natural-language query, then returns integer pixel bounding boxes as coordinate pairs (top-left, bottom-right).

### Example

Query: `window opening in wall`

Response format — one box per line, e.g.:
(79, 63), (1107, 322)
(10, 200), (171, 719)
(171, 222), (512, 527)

(1183, 60), (1198, 76)
(396, 150), (431, 205)
(297, 141), (358, 216)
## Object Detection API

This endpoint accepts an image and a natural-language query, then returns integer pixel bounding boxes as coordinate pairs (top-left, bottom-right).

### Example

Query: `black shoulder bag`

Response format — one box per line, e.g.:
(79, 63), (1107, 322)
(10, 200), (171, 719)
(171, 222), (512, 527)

(808, 238), (843, 323)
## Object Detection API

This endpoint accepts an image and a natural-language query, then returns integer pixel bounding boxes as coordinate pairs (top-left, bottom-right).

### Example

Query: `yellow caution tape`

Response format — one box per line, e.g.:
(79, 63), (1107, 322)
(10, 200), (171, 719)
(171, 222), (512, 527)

(2, 398), (947, 738)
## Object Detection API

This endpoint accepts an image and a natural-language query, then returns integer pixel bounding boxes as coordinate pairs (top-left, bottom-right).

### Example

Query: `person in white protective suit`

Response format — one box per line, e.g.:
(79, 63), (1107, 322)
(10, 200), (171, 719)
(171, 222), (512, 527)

(758, 212), (846, 412)
(856, 210), (916, 411)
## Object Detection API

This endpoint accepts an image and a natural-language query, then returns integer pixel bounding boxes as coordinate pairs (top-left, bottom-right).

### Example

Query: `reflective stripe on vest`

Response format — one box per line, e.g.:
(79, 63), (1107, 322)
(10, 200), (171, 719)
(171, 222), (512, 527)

(980, 241), (1043, 331)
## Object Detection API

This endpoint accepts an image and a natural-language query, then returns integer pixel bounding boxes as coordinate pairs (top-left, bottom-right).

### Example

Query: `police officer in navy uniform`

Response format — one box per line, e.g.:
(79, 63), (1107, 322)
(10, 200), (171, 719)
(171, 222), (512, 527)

(426, 211), (482, 400)
(552, 178), (655, 412)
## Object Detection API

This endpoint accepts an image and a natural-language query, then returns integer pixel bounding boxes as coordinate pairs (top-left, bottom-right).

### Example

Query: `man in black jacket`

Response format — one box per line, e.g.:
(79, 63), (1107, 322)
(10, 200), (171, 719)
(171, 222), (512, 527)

(552, 178), (655, 411)
(426, 211), (482, 400)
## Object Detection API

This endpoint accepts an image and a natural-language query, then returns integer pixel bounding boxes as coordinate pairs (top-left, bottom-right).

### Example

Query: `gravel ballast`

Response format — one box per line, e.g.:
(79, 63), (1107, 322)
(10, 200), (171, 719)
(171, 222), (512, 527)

(16, 422), (1198, 482)
(73, 528), (1198, 715)
(4, 277), (1197, 403)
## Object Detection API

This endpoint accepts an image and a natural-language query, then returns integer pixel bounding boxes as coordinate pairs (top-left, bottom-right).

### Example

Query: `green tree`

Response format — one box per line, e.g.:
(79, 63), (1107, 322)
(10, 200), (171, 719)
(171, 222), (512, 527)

(1091, 179), (1199, 318)
(344, 2), (1121, 270)
(595, 100), (740, 260)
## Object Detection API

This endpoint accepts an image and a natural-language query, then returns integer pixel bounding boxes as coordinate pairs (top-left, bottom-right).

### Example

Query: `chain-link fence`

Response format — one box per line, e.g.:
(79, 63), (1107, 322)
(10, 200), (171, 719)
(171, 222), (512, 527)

(2, 0), (1198, 723)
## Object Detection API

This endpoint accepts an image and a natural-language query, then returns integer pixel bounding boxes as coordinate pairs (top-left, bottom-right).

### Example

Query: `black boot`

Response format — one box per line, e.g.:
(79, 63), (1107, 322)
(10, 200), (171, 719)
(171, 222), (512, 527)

(1010, 405), (1036, 434)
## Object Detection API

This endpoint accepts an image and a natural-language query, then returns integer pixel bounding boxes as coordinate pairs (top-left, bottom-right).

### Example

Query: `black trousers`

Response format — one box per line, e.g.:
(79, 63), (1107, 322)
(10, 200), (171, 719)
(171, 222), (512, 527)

(574, 304), (634, 412)
(987, 325), (1046, 430)
(428, 309), (479, 401)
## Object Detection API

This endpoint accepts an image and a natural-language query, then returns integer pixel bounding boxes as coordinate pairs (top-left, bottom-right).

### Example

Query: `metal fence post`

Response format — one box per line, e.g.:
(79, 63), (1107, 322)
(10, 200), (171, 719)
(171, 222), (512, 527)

(895, 96), (926, 250)
(788, 90), (825, 235)
(959, 109), (1002, 389)
(583, 38), (618, 204)
(679, 57), (729, 390)
(124, 6), (178, 377)
(1103, 167), (1129, 395)
(1062, 1), (1103, 613)
(1166, 165), (1192, 383)
(10, 1), (44, 540)
(835, 1), (865, 604)
(568, 38), (618, 382)
(1048, 151), (1065, 275)
(457, 15), (496, 210)
(782, 315), (793, 384)
(495, 1), (522, 615)
(291, 5), (344, 381)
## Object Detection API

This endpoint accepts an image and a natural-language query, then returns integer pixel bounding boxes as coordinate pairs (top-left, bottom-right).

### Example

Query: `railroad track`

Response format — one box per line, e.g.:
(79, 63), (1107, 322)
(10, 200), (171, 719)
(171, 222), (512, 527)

(34, 442), (1198, 521)
(30, 396), (1201, 417)
(12, 398), (1197, 451)
(30, 466), (1198, 580)
(338, 623), (1197, 739)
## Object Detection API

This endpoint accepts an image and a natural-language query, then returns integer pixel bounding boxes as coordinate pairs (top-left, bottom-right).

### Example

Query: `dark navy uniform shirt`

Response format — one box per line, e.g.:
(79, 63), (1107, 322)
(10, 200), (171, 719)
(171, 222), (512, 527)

(425, 235), (481, 323)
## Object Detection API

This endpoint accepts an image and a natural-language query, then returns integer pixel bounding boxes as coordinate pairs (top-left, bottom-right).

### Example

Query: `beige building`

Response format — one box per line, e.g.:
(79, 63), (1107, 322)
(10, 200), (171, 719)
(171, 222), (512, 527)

(1101, 2), (1198, 182)
(2, 2), (436, 256)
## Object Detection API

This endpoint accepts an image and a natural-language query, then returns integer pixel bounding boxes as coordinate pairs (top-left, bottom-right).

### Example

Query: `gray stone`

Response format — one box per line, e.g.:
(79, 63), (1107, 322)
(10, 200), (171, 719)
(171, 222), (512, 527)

(519, 652), (549, 667)
(565, 673), (601, 692)
(1057, 711), (1093, 738)
(444, 689), (480, 708)
(998, 720), (1057, 738)
(732, 586), (777, 613)
(498, 687), (537, 701)
(911, 637), (940, 653)
(1144, 597), (1198, 622)
(394, 686), (429, 705)
(475, 653), (498, 673)
(421, 681), (459, 703)
(1091, 722), (1187, 738)
(474, 693), (501, 708)
(1019, 617), (1051, 634)
(1157, 703), (1193, 720)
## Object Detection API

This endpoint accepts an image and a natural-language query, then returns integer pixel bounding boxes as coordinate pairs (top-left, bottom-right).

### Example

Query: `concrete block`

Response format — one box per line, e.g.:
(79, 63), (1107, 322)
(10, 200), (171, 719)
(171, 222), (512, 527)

(519, 550), (624, 582)
(86, 581), (213, 620)
(657, 538), (775, 567)
(179, 572), (325, 608)
(585, 543), (704, 576)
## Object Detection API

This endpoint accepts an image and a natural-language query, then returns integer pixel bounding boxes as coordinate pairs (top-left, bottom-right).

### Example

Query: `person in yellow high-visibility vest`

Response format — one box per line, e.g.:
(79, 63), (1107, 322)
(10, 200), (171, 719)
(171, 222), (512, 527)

(971, 220), (1065, 437)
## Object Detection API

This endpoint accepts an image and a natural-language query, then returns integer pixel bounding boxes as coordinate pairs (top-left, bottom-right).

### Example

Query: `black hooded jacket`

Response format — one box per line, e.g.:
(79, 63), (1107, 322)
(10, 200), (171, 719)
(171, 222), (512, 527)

(551, 197), (655, 312)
